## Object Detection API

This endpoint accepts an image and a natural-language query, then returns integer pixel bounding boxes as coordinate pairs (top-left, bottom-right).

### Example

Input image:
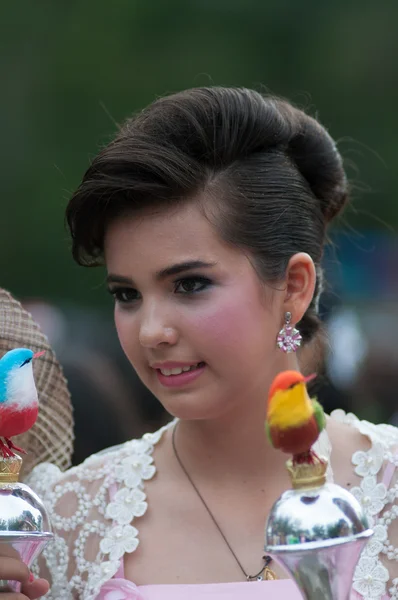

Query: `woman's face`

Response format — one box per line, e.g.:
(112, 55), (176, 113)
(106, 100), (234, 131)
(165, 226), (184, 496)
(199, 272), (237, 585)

(104, 202), (285, 420)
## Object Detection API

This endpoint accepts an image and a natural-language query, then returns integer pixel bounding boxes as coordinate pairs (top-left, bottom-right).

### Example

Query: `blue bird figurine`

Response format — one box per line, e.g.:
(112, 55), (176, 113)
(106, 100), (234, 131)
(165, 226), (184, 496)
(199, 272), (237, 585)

(0, 348), (45, 458)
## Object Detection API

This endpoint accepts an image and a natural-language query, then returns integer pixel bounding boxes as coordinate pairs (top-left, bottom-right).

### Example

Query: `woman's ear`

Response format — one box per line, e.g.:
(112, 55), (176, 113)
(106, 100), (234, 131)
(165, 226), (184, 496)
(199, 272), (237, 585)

(283, 253), (316, 323)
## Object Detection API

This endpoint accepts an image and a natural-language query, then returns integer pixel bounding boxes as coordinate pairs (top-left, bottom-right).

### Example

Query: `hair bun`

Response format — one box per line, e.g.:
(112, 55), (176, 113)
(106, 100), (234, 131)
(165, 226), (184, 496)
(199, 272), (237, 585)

(284, 106), (348, 224)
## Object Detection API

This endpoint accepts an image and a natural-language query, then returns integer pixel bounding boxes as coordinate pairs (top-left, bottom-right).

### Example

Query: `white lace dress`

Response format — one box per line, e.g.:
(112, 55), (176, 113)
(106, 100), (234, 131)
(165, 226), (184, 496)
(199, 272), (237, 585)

(27, 411), (398, 600)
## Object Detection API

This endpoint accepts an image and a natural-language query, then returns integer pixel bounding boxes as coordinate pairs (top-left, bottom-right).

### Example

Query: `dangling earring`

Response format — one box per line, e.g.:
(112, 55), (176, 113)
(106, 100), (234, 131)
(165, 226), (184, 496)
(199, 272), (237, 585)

(277, 312), (302, 353)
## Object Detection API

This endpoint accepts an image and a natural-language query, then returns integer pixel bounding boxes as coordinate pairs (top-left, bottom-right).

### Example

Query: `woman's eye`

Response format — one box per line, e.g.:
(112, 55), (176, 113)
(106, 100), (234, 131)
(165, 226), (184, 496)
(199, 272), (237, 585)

(174, 277), (211, 294)
(109, 288), (140, 304)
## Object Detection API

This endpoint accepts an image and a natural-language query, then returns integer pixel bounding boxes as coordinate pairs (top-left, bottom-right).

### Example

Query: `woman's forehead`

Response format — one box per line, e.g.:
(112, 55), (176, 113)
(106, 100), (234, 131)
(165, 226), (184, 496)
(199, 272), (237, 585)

(103, 203), (251, 278)
(105, 203), (229, 258)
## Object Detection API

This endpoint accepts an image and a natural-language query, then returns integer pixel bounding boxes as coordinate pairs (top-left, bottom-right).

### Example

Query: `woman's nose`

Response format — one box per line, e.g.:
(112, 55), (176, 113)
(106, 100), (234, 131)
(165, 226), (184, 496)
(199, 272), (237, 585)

(138, 305), (178, 348)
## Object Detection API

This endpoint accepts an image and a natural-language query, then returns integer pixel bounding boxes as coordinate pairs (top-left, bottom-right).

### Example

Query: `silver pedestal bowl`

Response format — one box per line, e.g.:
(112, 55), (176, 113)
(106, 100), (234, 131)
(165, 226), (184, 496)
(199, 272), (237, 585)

(264, 458), (373, 599)
(0, 455), (53, 592)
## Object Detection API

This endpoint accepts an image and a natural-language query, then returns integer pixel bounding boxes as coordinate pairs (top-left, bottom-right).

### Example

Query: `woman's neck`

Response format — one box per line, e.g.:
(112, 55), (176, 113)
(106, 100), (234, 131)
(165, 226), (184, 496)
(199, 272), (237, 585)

(171, 352), (300, 486)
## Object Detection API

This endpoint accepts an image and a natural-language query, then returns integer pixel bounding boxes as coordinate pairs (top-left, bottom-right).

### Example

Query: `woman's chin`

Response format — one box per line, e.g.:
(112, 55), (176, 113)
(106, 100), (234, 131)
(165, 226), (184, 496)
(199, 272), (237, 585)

(159, 395), (229, 422)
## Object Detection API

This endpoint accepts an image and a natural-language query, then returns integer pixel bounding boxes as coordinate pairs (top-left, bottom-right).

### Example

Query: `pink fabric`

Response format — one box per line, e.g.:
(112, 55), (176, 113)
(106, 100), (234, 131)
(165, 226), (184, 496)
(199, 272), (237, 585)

(95, 580), (297, 600)
(95, 579), (378, 599)
(139, 580), (296, 599)
(382, 460), (396, 488)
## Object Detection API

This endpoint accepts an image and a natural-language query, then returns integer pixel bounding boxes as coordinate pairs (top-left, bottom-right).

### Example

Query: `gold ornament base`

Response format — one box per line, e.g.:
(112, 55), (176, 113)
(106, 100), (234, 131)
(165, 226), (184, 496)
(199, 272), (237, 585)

(286, 454), (328, 489)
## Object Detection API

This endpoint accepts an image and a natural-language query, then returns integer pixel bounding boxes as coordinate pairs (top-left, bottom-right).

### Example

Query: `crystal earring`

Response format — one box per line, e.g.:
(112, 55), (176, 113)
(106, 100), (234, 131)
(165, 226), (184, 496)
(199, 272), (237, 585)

(277, 312), (302, 353)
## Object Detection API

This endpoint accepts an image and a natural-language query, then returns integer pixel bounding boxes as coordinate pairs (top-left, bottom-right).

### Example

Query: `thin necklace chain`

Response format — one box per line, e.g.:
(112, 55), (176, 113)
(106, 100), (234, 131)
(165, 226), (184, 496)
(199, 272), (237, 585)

(171, 423), (274, 582)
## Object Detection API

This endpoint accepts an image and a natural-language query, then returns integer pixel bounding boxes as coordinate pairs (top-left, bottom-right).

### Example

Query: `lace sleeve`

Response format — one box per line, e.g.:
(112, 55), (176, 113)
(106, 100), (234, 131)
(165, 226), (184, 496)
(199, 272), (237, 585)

(331, 410), (398, 600)
(372, 445), (398, 599)
(25, 430), (161, 600)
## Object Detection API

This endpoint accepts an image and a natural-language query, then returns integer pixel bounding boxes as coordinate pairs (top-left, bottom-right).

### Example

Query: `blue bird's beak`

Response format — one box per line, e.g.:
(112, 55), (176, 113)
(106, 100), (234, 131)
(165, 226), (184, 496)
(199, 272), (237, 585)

(33, 351), (46, 359)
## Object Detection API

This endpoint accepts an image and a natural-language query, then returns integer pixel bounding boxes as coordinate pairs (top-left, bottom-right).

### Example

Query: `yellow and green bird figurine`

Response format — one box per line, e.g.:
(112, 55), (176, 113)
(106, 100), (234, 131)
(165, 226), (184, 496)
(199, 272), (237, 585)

(265, 370), (326, 465)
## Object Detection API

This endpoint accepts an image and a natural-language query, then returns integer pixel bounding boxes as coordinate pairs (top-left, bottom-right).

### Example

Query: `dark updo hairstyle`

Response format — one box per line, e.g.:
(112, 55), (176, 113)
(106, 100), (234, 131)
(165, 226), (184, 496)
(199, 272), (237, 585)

(66, 87), (348, 344)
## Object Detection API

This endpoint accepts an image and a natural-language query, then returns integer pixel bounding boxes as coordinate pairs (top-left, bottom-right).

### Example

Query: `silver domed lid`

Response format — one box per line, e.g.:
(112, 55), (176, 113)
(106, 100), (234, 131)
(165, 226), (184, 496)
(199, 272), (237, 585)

(265, 482), (370, 547)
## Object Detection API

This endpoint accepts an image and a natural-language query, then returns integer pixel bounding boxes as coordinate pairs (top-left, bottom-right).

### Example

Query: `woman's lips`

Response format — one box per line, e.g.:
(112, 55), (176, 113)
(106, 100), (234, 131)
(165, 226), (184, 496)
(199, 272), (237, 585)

(154, 363), (206, 388)
(151, 361), (203, 370)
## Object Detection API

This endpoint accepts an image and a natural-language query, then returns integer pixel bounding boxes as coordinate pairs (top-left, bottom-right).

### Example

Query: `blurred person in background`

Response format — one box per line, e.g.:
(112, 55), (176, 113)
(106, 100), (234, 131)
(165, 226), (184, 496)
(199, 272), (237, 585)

(353, 351), (398, 426)
(3, 87), (398, 600)
(338, 305), (398, 426)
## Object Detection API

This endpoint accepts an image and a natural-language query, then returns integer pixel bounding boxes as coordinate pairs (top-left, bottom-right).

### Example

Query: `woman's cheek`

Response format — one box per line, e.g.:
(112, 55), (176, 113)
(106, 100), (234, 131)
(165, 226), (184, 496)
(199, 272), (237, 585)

(190, 297), (254, 349)
(114, 309), (136, 356)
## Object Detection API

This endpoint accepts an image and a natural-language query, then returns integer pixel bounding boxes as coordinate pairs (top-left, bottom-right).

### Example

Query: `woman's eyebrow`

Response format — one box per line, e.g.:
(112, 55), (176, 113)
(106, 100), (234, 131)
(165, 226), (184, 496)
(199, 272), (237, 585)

(106, 274), (134, 285)
(106, 261), (217, 287)
(155, 260), (217, 280)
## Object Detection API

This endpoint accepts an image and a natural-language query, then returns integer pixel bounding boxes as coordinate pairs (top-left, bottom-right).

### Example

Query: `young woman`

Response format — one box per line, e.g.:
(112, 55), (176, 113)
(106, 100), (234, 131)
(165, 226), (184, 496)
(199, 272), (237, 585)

(2, 87), (398, 600)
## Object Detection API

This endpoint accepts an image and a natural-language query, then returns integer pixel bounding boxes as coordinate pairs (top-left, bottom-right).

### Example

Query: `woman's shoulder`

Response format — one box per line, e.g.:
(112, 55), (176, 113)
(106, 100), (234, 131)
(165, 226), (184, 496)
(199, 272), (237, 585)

(326, 408), (398, 514)
(327, 408), (398, 478)
(27, 420), (174, 600)
(329, 408), (398, 448)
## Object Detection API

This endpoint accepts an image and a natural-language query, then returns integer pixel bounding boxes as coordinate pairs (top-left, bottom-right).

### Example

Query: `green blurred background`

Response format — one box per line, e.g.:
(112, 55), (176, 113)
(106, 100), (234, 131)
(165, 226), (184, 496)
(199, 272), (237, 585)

(1, 1), (397, 459)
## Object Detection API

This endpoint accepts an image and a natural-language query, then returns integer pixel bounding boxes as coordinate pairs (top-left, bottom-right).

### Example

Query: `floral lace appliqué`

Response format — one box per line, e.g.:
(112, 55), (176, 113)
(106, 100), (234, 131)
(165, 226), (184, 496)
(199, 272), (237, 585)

(106, 487), (148, 525)
(353, 443), (385, 478)
(352, 556), (389, 599)
(100, 524), (139, 561)
(350, 475), (387, 528)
